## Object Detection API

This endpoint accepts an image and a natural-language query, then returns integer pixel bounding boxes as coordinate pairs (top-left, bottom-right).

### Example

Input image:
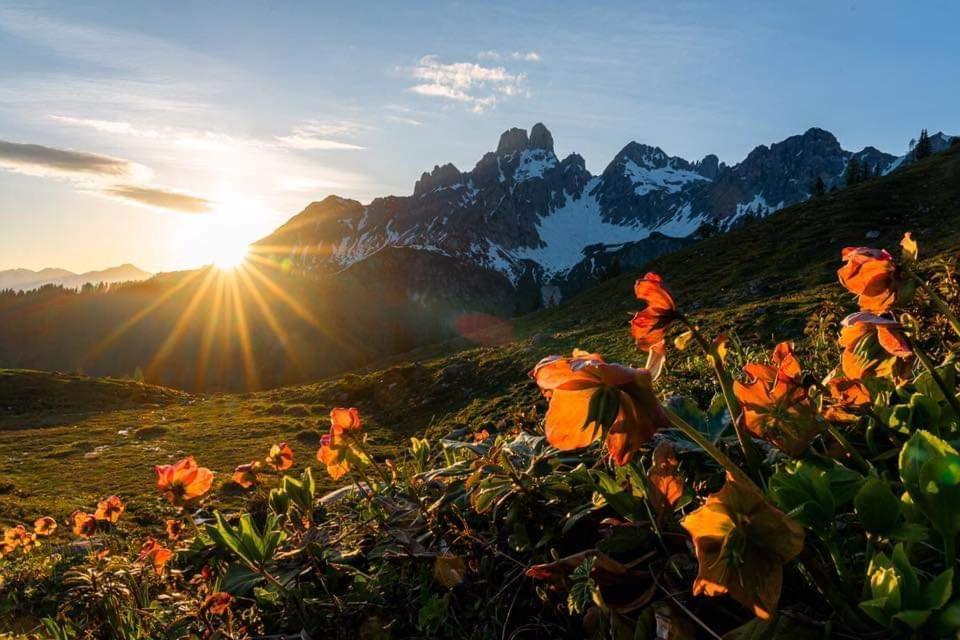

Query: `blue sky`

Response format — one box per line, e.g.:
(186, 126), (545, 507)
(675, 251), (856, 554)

(1, 1), (957, 273)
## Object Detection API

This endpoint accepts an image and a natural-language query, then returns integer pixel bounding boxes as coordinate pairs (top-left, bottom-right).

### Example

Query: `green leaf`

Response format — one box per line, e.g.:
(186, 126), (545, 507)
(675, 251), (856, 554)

(900, 430), (957, 493)
(918, 454), (960, 537)
(854, 477), (901, 535)
(921, 569), (954, 611)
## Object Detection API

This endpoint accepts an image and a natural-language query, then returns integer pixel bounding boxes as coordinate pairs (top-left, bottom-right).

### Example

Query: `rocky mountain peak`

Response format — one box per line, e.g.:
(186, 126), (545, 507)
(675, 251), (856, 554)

(529, 123), (554, 152)
(413, 162), (463, 196)
(496, 123), (555, 156)
(612, 142), (673, 170)
(497, 127), (529, 155)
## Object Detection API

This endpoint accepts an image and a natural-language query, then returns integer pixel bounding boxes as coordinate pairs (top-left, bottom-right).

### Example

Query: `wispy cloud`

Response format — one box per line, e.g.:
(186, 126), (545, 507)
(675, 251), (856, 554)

(101, 184), (212, 213)
(385, 114), (422, 126)
(0, 139), (146, 180)
(276, 119), (368, 150)
(0, 138), (213, 214)
(477, 50), (542, 62)
(407, 55), (528, 113)
(50, 115), (164, 138)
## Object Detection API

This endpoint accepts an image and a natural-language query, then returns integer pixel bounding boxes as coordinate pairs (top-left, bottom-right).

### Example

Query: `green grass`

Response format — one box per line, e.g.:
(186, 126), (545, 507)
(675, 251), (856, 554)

(2, 146), (960, 533)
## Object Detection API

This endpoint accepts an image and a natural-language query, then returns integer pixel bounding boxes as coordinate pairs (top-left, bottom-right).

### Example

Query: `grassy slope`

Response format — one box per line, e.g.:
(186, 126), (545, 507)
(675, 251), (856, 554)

(2, 146), (959, 528)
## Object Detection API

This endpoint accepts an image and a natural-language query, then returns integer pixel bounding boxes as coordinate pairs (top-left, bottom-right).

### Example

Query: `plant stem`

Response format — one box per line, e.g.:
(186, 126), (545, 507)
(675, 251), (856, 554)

(355, 438), (393, 487)
(906, 269), (960, 340)
(664, 407), (760, 494)
(678, 316), (765, 479)
(910, 338), (960, 418)
(825, 424), (874, 473)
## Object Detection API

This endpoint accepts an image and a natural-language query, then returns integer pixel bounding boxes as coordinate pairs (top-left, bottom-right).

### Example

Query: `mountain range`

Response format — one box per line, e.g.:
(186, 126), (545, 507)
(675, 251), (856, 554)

(255, 124), (955, 307)
(0, 264), (151, 292)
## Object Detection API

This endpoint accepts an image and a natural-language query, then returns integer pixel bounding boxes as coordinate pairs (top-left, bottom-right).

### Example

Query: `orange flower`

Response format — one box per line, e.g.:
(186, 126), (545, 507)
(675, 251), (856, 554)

(823, 377), (871, 423)
(265, 442), (294, 471)
(838, 246), (913, 312)
(155, 456), (214, 506)
(630, 273), (679, 350)
(317, 408), (367, 480)
(530, 350), (668, 465)
(232, 461), (261, 489)
(201, 591), (233, 616)
(681, 474), (804, 619)
(4, 525), (37, 553)
(94, 495), (125, 523)
(733, 342), (823, 457)
(33, 516), (57, 536)
(839, 312), (915, 383)
(139, 537), (174, 575)
(165, 519), (184, 541)
(648, 440), (685, 523)
(71, 511), (98, 538)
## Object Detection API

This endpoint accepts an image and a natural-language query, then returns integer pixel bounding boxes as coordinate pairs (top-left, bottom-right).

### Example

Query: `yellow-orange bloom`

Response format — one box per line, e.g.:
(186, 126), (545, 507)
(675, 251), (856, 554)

(681, 474), (804, 619)
(4, 525), (37, 553)
(838, 246), (913, 313)
(139, 537), (174, 575)
(732, 342), (823, 457)
(823, 377), (871, 423)
(630, 273), (679, 350)
(232, 461), (261, 489)
(839, 312), (915, 384)
(317, 408), (366, 480)
(530, 350), (668, 465)
(71, 511), (98, 538)
(94, 495), (125, 523)
(165, 519), (184, 541)
(155, 456), (214, 506)
(265, 442), (294, 471)
(33, 516), (57, 536)
(648, 440), (685, 523)
(201, 591), (233, 616)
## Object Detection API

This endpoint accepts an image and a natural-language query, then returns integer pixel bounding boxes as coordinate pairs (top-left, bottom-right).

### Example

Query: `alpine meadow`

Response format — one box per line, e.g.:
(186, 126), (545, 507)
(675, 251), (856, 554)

(2, 3), (960, 639)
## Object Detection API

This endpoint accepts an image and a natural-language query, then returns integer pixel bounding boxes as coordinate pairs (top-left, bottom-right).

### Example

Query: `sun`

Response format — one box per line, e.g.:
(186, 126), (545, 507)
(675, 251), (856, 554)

(210, 242), (250, 270)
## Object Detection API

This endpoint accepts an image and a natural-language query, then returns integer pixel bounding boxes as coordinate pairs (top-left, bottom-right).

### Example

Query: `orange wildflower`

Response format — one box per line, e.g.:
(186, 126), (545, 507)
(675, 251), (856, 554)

(265, 442), (294, 471)
(165, 519), (184, 541)
(33, 516), (57, 536)
(201, 591), (233, 616)
(232, 461), (261, 489)
(630, 273), (679, 350)
(4, 525), (37, 553)
(139, 537), (174, 575)
(317, 407), (367, 480)
(681, 474), (804, 619)
(823, 377), (871, 423)
(733, 342), (823, 457)
(530, 350), (668, 465)
(71, 511), (98, 538)
(839, 312), (915, 383)
(838, 245), (913, 313)
(155, 456), (214, 506)
(648, 440), (685, 522)
(94, 495), (125, 523)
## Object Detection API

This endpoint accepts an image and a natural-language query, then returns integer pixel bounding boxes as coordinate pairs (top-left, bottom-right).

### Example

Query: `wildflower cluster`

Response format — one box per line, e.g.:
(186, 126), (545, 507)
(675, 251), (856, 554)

(3, 230), (960, 639)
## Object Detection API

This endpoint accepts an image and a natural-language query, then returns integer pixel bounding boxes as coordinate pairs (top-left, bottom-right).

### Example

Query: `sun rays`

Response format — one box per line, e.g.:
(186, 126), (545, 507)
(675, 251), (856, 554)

(81, 242), (344, 391)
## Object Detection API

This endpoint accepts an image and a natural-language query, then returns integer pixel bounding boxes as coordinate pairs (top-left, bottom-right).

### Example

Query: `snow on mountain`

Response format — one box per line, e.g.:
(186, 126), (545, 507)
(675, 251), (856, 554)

(254, 123), (952, 307)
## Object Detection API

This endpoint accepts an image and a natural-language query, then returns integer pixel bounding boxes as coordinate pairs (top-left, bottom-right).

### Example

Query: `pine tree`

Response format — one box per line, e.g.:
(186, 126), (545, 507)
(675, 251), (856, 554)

(915, 128), (932, 160)
(844, 157), (862, 186)
(813, 175), (826, 197)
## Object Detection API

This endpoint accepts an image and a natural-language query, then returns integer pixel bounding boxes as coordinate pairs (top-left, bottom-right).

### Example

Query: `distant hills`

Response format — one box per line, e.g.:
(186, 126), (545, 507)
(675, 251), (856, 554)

(0, 264), (151, 292)
(254, 124), (956, 307)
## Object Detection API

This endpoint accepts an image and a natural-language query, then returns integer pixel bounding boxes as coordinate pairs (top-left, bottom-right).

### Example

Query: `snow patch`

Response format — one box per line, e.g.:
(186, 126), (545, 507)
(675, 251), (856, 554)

(622, 159), (708, 196)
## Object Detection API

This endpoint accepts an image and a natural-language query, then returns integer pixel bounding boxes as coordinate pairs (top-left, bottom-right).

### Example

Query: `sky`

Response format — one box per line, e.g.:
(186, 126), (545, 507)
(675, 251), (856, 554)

(1, 1), (958, 273)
